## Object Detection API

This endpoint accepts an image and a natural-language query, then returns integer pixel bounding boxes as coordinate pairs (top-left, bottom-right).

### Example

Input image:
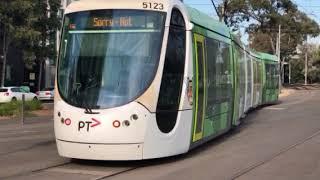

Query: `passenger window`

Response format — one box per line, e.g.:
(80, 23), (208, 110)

(205, 38), (232, 118)
(11, 88), (20, 92)
(156, 9), (186, 133)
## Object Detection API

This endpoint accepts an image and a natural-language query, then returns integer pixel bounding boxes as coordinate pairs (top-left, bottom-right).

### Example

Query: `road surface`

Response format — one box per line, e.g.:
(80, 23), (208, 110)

(0, 87), (319, 180)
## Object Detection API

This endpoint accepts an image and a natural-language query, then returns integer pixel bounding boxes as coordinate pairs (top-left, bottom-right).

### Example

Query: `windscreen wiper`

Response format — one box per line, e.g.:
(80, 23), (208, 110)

(82, 79), (100, 114)
(84, 107), (99, 114)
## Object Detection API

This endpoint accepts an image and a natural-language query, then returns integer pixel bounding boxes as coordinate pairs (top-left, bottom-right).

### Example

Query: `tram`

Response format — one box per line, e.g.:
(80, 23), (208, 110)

(54, 0), (280, 160)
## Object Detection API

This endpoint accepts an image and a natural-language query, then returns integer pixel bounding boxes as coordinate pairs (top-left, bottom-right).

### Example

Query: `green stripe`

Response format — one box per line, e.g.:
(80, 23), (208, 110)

(69, 29), (160, 34)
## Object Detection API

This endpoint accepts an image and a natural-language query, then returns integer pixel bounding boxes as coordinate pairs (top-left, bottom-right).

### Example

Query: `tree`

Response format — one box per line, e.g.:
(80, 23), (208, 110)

(30, 0), (60, 91)
(218, 0), (248, 30)
(311, 46), (320, 67)
(0, 0), (39, 87)
(292, 44), (320, 83)
(219, 0), (320, 62)
(308, 45), (320, 83)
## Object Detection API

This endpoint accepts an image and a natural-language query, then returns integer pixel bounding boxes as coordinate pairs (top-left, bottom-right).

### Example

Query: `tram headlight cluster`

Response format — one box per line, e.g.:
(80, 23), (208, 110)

(122, 120), (130, 127)
(57, 107), (141, 128)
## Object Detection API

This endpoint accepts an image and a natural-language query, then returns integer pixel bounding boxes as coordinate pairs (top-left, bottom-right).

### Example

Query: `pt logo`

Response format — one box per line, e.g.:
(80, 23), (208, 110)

(78, 118), (101, 132)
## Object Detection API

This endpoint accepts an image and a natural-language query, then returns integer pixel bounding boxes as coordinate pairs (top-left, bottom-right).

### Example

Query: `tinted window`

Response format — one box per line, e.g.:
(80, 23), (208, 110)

(156, 9), (186, 133)
(205, 38), (232, 118)
(43, 87), (54, 91)
(11, 88), (21, 92)
(266, 63), (279, 89)
(195, 41), (205, 134)
(0, 89), (8, 92)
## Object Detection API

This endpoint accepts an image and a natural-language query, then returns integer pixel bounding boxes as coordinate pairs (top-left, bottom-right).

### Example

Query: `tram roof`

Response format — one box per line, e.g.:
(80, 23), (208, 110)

(186, 6), (231, 38)
(257, 52), (278, 62)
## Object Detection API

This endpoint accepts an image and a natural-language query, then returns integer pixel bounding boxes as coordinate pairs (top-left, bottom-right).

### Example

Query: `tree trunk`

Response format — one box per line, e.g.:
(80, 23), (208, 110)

(1, 31), (8, 87)
(38, 60), (43, 91)
(269, 36), (276, 55)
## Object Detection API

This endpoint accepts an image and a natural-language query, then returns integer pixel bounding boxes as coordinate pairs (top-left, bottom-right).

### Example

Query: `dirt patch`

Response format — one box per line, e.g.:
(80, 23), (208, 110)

(280, 88), (295, 98)
(0, 104), (53, 120)
(0, 115), (14, 121)
(285, 84), (320, 90)
(30, 109), (53, 117)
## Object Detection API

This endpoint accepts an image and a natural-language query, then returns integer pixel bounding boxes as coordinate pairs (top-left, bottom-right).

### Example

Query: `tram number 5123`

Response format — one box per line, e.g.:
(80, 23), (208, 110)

(142, 2), (164, 10)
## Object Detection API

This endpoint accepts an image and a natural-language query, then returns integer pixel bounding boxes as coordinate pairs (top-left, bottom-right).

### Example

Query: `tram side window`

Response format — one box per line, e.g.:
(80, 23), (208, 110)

(156, 9), (186, 133)
(221, 42), (232, 97)
(238, 47), (246, 87)
(265, 63), (278, 89)
(268, 63), (275, 89)
(252, 60), (257, 85)
(257, 61), (262, 85)
(247, 55), (252, 92)
(205, 38), (232, 117)
(205, 38), (218, 117)
(266, 64), (271, 89)
(273, 64), (280, 89)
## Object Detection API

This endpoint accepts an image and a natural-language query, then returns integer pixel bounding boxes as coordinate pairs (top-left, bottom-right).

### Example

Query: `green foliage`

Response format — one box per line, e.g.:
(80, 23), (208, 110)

(30, 0), (61, 63)
(24, 100), (42, 111)
(308, 68), (320, 83)
(0, 0), (61, 87)
(0, 100), (42, 116)
(311, 47), (320, 67)
(308, 46), (320, 83)
(220, 0), (320, 84)
(219, 0), (320, 62)
(290, 58), (305, 83)
(0, 0), (40, 47)
(291, 45), (320, 83)
(0, 102), (20, 116)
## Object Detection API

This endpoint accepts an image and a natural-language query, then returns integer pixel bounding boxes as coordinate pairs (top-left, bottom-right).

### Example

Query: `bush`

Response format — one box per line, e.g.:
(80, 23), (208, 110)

(24, 100), (42, 111)
(0, 100), (42, 116)
(0, 102), (20, 116)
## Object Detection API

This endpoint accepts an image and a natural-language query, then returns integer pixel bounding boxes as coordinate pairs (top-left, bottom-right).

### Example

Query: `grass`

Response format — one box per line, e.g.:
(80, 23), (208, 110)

(0, 100), (42, 117)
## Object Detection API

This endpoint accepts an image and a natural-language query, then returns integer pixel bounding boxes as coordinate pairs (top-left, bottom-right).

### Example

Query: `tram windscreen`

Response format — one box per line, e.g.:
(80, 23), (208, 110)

(58, 10), (166, 109)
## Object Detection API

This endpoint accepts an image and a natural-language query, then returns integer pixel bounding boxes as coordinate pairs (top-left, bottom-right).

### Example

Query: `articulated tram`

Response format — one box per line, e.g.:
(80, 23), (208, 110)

(54, 0), (280, 160)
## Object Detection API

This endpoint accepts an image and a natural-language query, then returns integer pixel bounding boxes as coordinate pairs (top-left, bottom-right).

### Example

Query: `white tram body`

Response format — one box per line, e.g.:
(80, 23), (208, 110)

(55, 0), (194, 160)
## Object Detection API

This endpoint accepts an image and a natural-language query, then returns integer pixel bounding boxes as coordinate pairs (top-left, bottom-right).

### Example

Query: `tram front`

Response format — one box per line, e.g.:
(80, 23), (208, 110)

(55, 0), (192, 160)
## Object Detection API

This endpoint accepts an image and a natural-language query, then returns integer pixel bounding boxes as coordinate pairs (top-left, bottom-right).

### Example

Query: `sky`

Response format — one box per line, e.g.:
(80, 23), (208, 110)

(183, 0), (320, 45)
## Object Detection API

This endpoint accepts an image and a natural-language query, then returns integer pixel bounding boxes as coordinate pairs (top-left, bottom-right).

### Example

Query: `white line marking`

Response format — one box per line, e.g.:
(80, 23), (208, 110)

(47, 168), (111, 176)
(264, 107), (286, 110)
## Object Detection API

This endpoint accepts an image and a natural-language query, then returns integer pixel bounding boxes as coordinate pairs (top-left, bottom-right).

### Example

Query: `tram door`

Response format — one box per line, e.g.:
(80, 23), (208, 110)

(193, 34), (206, 142)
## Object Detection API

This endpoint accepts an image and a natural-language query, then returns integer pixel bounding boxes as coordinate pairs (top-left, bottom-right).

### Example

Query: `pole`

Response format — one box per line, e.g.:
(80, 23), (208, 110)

(305, 35), (308, 85)
(289, 62), (291, 84)
(1, 30), (7, 87)
(305, 50), (308, 85)
(21, 94), (25, 125)
(278, 25), (281, 91)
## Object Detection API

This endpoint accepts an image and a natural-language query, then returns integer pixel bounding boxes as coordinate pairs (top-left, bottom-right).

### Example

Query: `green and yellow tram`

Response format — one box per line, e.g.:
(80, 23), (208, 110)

(55, 0), (280, 160)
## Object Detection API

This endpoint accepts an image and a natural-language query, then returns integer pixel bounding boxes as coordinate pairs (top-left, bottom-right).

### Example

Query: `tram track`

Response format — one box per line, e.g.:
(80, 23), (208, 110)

(0, 161), (72, 179)
(8, 160), (142, 180)
(0, 140), (55, 157)
(230, 128), (320, 180)
(93, 167), (141, 180)
(35, 162), (141, 180)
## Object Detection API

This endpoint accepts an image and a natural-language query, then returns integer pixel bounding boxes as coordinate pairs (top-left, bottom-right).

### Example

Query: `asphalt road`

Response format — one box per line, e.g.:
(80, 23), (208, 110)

(0, 87), (319, 180)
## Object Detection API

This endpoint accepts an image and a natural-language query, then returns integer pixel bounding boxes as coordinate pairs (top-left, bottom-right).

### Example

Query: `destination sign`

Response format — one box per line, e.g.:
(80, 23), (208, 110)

(66, 10), (165, 30)
(92, 17), (133, 27)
